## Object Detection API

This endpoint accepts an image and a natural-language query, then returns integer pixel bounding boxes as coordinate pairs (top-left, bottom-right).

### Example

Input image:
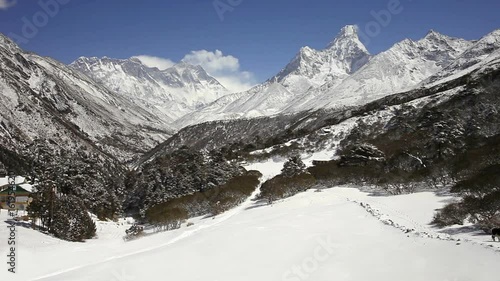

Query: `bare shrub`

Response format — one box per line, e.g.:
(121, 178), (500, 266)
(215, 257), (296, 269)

(259, 173), (316, 204)
(432, 203), (467, 227)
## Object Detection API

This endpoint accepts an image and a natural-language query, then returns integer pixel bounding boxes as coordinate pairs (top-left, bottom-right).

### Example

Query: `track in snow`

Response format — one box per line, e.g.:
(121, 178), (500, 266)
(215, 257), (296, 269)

(31, 175), (268, 281)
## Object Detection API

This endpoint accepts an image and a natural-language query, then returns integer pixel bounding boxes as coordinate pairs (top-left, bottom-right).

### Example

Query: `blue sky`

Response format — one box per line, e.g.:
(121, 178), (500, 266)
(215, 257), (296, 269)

(1, 0), (499, 91)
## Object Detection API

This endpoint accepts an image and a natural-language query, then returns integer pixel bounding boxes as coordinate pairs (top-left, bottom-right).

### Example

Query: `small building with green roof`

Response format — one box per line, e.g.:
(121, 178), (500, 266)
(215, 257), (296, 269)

(0, 185), (32, 211)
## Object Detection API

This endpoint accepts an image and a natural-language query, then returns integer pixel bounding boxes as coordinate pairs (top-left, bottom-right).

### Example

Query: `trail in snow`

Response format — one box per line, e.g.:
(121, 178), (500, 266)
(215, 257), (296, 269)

(29, 187), (500, 281)
(31, 159), (286, 281)
(18, 157), (500, 281)
(348, 196), (500, 252)
(245, 157), (499, 254)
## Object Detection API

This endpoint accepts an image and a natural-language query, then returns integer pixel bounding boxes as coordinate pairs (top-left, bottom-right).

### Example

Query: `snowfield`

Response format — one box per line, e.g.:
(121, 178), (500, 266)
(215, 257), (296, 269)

(1, 161), (500, 281)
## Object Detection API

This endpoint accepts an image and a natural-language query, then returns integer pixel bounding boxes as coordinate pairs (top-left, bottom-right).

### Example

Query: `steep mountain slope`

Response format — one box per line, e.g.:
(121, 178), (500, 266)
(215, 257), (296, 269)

(175, 25), (371, 128)
(176, 27), (483, 128)
(288, 30), (473, 111)
(173, 83), (296, 127)
(0, 33), (173, 163)
(421, 29), (500, 87)
(70, 57), (230, 124)
(273, 25), (371, 94)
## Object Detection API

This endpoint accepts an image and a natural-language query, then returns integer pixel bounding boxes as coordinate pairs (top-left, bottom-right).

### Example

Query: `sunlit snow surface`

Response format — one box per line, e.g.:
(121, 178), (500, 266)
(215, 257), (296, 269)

(1, 159), (499, 281)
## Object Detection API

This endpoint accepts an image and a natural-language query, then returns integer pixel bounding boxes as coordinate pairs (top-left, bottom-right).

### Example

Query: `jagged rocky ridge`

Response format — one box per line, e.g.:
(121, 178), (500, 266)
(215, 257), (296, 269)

(176, 27), (500, 128)
(0, 34), (174, 163)
(70, 57), (230, 126)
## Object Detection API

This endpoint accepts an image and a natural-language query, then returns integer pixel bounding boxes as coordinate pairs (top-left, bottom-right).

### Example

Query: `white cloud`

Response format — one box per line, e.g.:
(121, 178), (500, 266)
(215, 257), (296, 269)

(182, 50), (239, 73)
(215, 71), (257, 93)
(0, 0), (16, 10)
(133, 50), (257, 93)
(182, 50), (257, 93)
(132, 55), (175, 70)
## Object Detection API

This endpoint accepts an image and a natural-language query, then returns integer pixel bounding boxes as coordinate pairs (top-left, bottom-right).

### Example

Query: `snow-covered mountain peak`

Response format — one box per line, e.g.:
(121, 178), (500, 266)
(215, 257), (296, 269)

(328, 25), (359, 43)
(71, 56), (130, 71)
(167, 61), (207, 77)
(420, 29), (500, 87)
(339, 24), (358, 36)
(424, 29), (445, 40)
(175, 25), (374, 127)
(0, 33), (22, 53)
(0, 36), (175, 162)
(282, 31), (475, 113)
(162, 61), (222, 90)
(420, 30), (470, 46)
(476, 29), (500, 46)
(337, 32), (370, 70)
(269, 25), (370, 95)
(60, 28), (500, 132)
(298, 46), (315, 57)
(129, 57), (144, 64)
(326, 25), (370, 70)
(417, 31), (473, 66)
(326, 25), (367, 53)
(69, 55), (231, 123)
(383, 31), (472, 66)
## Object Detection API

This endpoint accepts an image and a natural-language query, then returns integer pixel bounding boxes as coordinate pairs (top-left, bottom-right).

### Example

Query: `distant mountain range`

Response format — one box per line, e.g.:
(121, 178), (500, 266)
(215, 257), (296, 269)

(68, 26), (500, 130)
(0, 34), (174, 163)
(70, 57), (230, 124)
(176, 26), (500, 128)
(0, 25), (499, 164)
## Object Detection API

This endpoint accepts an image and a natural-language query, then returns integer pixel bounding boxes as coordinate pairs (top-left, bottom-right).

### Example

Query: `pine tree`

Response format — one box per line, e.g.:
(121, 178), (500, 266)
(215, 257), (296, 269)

(281, 156), (306, 177)
(51, 195), (96, 242)
(26, 140), (58, 231)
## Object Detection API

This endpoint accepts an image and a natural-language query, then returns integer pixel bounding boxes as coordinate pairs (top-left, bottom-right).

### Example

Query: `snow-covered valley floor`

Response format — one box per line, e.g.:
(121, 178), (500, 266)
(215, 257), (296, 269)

(1, 160), (500, 281)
